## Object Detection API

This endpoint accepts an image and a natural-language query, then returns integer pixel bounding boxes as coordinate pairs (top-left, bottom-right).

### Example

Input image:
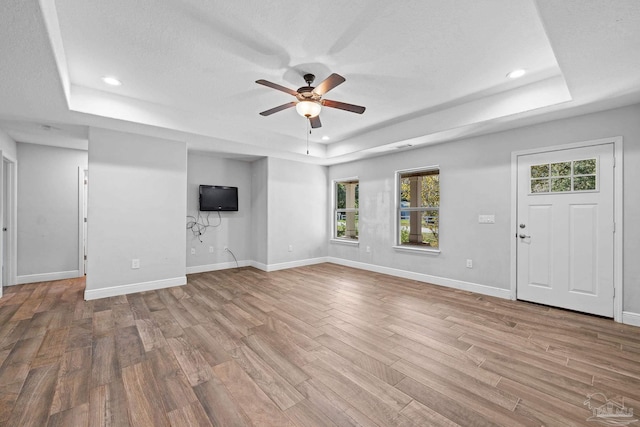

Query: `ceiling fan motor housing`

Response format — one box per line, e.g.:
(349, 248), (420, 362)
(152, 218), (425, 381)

(296, 86), (318, 100)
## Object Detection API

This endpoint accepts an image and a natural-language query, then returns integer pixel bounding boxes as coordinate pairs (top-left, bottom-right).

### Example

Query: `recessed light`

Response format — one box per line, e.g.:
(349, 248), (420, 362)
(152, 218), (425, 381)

(102, 76), (122, 86)
(321, 136), (330, 141)
(507, 69), (526, 79)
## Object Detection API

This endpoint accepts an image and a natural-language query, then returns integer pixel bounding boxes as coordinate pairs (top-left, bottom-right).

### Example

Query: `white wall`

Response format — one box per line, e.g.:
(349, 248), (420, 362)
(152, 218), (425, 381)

(267, 157), (328, 267)
(251, 157), (268, 265)
(328, 103), (640, 314)
(16, 143), (87, 281)
(186, 152), (252, 272)
(85, 128), (187, 299)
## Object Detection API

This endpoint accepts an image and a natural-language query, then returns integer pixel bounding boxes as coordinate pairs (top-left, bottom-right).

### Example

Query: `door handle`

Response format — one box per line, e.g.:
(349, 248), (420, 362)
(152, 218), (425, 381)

(519, 233), (531, 239)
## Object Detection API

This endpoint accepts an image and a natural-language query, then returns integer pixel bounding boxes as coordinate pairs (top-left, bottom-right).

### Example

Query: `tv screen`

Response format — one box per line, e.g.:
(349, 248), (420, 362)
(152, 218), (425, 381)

(199, 185), (238, 211)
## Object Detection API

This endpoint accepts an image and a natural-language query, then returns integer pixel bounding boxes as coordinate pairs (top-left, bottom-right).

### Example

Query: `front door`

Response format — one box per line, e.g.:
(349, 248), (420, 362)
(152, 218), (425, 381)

(516, 143), (614, 317)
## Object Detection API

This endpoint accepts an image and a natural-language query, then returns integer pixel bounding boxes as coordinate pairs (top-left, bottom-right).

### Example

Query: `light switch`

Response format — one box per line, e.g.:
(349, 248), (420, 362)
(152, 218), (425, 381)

(479, 214), (495, 224)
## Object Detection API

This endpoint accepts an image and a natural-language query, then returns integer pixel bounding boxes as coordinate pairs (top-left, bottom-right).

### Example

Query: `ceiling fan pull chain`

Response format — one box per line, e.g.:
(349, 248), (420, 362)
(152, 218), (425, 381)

(306, 119), (310, 155)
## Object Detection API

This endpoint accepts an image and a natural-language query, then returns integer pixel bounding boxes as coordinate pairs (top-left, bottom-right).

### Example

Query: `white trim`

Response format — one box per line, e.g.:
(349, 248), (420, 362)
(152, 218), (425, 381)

(613, 139), (624, 322)
(509, 146), (518, 300)
(9, 160), (17, 287)
(622, 312), (640, 328)
(392, 245), (440, 254)
(251, 257), (329, 272)
(330, 239), (359, 246)
(16, 269), (82, 285)
(84, 276), (186, 300)
(77, 167), (84, 276)
(0, 156), (17, 291)
(328, 257), (512, 300)
(510, 136), (624, 322)
(186, 260), (251, 274)
(251, 261), (268, 271)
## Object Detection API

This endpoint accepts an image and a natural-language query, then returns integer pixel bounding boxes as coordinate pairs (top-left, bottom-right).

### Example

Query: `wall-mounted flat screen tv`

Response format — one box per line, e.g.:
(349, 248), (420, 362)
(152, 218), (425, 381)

(199, 185), (238, 211)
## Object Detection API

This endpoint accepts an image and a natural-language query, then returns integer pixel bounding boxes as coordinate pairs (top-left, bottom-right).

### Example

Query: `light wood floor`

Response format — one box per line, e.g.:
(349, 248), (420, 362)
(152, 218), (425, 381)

(1, 264), (639, 426)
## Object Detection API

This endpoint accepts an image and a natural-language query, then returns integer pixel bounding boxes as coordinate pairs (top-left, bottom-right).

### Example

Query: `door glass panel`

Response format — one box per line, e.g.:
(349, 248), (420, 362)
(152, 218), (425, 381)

(531, 164), (549, 178)
(551, 162), (571, 176)
(574, 175), (596, 191)
(551, 177), (571, 192)
(531, 179), (549, 193)
(574, 159), (596, 175)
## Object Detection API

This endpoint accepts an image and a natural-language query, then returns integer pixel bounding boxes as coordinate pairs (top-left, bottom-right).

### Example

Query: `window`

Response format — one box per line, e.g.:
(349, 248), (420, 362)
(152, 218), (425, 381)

(530, 158), (597, 194)
(334, 179), (359, 240)
(397, 167), (439, 249)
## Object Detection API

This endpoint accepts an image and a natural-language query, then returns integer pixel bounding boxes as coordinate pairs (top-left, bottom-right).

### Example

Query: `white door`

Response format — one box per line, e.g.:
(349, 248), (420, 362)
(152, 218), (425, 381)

(516, 143), (614, 317)
(0, 152), (4, 298)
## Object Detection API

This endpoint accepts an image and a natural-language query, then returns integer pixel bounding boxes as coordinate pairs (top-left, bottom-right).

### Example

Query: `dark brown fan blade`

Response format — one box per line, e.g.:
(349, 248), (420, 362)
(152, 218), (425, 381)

(259, 101), (296, 116)
(309, 115), (322, 129)
(312, 73), (345, 96)
(322, 99), (366, 114)
(255, 79), (299, 96)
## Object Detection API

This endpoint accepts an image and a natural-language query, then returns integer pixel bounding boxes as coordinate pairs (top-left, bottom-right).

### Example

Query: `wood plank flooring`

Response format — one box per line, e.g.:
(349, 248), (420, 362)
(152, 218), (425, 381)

(1, 263), (639, 426)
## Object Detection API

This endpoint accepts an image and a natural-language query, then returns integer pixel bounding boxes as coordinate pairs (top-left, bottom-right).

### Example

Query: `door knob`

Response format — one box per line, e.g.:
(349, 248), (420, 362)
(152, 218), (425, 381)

(519, 233), (531, 239)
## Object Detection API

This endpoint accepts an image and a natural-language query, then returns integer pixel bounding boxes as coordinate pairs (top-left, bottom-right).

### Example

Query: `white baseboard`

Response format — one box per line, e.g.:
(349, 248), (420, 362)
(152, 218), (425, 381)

(186, 260), (251, 275)
(327, 257), (512, 300)
(15, 270), (82, 285)
(622, 311), (640, 327)
(252, 257), (329, 272)
(250, 261), (268, 271)
(84, 276), (186, 300)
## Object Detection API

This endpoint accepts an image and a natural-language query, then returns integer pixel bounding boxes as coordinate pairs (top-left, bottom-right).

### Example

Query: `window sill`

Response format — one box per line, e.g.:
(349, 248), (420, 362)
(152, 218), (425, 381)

(330, 239), (359, 247)
(393, 245), (441, 255)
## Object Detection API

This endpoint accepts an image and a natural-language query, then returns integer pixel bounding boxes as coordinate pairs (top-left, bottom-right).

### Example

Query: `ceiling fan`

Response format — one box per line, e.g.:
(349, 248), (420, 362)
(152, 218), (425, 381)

(256, 73), (365, 128)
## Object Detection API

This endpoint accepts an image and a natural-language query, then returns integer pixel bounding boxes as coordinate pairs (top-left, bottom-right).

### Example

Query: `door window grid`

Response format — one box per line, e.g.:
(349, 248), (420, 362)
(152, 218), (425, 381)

(530, 158), (597, 194)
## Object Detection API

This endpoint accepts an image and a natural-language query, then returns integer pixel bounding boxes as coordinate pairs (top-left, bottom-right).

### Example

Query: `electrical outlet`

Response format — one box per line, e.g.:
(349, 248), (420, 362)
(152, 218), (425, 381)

(131, 259), (140, 269)
(209, 246), (214, 253)
(288, 245), (293, 252)
(466, 259), (473, 268)
(191, 248), (196, 255)
(366, 246), (371, 253)
(224, 246), (229, 251)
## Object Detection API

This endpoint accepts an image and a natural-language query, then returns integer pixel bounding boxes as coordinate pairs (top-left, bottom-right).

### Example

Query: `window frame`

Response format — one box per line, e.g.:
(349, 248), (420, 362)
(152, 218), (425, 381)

(331, 177), (359, 245)
(394, 165), (440, 253)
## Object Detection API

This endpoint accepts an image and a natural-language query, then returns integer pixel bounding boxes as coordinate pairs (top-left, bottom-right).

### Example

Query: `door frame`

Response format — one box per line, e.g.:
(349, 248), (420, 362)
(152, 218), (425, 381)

(510, 137), (623, 322)
(78, 168), (87, 275)
(1, 155), (17, 290)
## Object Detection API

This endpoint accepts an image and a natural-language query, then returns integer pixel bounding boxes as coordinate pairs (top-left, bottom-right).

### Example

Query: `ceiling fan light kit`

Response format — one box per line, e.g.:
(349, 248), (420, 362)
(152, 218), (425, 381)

(256, 72), (365, 129)
(295, 100), (321, 118)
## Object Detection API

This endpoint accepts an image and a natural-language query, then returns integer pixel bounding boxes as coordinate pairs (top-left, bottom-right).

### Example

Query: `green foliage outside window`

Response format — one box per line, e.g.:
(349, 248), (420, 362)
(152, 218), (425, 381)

(399, 171), (439, 248)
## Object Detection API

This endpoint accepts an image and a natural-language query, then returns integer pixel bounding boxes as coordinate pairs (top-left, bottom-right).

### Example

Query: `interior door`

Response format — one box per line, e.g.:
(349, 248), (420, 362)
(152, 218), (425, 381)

(516, 143), (614, 317)
(0, 152), (4, 298)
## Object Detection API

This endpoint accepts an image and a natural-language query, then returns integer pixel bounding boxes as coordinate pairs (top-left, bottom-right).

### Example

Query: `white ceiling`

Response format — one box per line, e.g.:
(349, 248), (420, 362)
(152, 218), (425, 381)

(1, 0), (639, 164)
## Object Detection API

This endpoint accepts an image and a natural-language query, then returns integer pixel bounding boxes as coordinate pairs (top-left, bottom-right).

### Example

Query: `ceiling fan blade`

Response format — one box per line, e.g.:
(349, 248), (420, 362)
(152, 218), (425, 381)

(309, 115), (322, 129)
(313, 73), (345, 96)
(255, 79), (299, 96)
(259, 101), (296, 116)
(322, 99), (366, 114)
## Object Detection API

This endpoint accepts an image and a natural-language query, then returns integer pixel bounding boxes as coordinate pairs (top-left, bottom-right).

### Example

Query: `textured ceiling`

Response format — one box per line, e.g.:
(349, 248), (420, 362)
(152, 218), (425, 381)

(1, 0), (639, 164)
